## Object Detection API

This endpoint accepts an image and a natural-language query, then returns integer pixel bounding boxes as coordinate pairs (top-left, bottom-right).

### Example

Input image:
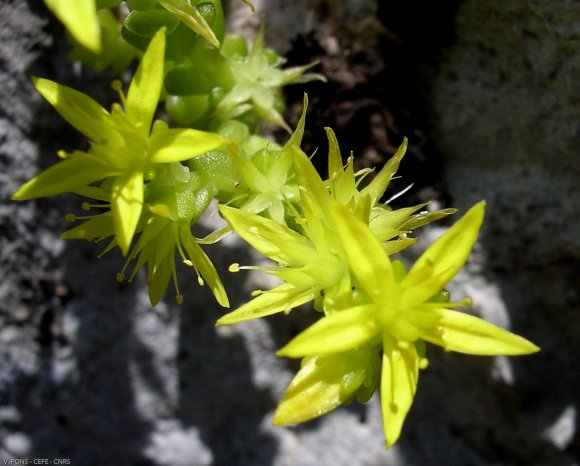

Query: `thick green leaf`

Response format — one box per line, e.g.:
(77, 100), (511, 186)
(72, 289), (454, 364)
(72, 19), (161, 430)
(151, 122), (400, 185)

(123, 10), (180, 37)
(158, 0), (219, 48)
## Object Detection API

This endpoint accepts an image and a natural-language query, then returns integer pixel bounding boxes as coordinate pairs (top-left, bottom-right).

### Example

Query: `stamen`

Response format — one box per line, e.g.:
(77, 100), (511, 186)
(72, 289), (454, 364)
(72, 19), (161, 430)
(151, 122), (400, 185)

(397, 340), (410, 350)
(385, 183), (414, 205)
(118, 247), (137, 283)
(82, 202), (110, 211)
(111, 79), (127, 107)
(176, 247), (188, 269)
(171, 257), (181, 300)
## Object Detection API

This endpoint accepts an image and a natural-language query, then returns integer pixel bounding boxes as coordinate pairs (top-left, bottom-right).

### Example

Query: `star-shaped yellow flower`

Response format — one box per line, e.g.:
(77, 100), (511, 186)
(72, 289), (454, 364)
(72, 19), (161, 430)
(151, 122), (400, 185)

(13, 29), (225, 255)
(275, 200), (539, 448)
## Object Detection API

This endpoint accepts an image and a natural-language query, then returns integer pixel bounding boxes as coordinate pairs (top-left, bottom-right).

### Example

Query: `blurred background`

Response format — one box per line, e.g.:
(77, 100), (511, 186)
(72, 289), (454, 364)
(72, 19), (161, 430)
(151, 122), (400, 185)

(1, 0), (579, 464)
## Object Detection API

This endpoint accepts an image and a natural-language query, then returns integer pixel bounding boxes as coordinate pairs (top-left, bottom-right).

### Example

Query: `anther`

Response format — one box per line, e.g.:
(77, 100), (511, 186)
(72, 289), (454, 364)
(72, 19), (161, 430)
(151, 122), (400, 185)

(175, 294), (184, 304)
(116, 273), (125, 282)
(229, 263), (241, 272)
(197, 277), (204, 286)
(419, 358), (429, 370)
(183, 259), (194, 267)
(65, 214), (76, 222)
(251, 290), (263, 297)
(111, 79), (123, 92)
(397, 340), (410, 350)
(82, 202), (91, 211)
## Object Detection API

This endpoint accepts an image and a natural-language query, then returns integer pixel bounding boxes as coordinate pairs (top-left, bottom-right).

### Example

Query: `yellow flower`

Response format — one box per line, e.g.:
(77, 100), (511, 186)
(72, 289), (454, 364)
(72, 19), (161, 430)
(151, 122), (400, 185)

(276, 201), (539, 448)
(13, 29), (225, 255)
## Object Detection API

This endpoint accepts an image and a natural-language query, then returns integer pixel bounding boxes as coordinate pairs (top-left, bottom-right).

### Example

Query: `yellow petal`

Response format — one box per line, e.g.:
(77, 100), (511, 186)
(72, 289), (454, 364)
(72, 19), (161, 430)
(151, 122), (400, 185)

(126, 28), (165, 136)
(148, 128), (225, 164)
(216, 283), (316, 325)
(326, 127), (355, 206)
(33, 78), (120, 145)
(218, 205), (315, 266)
(12, 154), (116, 200)
(277, 304), (379, 358)
(111, 171), (144, 255)
(380, 333), (419, 449)
(44, 0), (100, 52)
(274, 351), (370, 425)
(328, 202), (395, 300)
(402, 201), (485, 307)
(361, 138), (407, 205)
(179, 229), (229, 308)
(147, 253), (173, 306)
(422, 309), (540, 355)
(61, 212), (114, 241)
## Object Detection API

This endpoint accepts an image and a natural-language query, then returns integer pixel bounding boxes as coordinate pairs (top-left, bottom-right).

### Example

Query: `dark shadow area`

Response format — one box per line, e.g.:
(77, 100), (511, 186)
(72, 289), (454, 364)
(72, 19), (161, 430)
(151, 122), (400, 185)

(481, 262), (580, 465)
(176, 229), (280, 466)
(282, 0), (462, 209)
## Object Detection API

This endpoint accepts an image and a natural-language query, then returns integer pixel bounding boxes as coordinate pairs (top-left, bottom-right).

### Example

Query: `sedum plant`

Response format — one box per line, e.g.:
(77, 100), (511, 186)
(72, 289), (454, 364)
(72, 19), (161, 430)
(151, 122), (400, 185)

(14, 0), (540, 451)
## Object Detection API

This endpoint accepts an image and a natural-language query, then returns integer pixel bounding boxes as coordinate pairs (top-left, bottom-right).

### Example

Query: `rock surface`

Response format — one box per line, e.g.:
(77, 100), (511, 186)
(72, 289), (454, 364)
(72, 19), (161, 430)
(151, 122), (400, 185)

(1, 1), (578, 465)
